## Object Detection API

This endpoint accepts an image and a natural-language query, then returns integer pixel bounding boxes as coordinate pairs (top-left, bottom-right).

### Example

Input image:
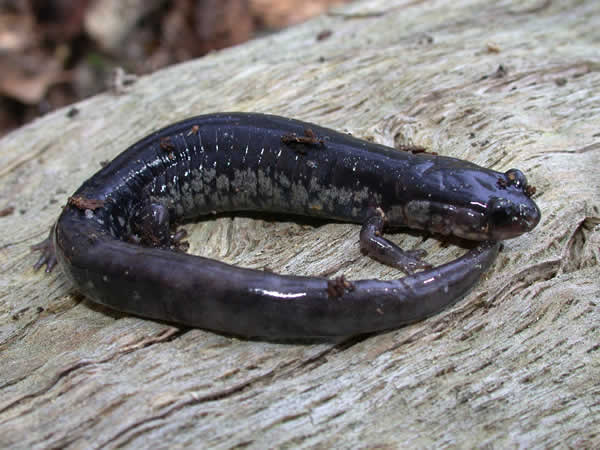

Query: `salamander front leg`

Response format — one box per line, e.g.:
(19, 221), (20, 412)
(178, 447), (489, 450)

(360, 212), (432, 275)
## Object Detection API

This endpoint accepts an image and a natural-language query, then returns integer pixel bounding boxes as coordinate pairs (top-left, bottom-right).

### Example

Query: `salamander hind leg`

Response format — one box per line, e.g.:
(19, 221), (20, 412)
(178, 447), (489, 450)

(31, 225), (57, 272)
(360, 211), (432, 275)
(129, 202), (188, 251)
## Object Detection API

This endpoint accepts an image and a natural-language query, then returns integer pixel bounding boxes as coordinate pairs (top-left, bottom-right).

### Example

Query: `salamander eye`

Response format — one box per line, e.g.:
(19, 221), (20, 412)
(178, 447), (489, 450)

(487, 197), (516, 228)
(505, 169), (528, 189)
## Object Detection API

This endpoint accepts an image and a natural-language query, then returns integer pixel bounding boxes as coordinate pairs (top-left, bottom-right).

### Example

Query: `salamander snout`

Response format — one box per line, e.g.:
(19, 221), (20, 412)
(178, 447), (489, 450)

(487, 195), (541, 240)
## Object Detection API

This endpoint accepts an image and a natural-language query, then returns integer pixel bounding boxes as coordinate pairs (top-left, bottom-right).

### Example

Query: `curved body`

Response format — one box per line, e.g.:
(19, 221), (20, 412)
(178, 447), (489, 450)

(49, 113), (539, 338)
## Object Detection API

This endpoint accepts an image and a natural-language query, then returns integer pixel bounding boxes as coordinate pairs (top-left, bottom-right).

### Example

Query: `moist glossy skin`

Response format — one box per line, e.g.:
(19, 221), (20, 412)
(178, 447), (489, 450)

(42, 113), (540, 338)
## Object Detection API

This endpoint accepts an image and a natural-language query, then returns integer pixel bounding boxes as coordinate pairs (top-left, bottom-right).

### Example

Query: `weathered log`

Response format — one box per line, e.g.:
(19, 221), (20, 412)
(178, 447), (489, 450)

(1, 0), (598, 447)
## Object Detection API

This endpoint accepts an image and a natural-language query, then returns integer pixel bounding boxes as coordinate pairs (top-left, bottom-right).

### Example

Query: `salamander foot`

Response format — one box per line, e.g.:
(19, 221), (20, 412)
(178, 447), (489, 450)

(31, 226), (57, 272)
(360, 211), (432, 275)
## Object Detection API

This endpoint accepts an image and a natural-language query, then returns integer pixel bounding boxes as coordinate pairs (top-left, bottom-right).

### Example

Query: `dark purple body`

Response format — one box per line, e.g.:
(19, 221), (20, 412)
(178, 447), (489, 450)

(50, 113), (539, 338)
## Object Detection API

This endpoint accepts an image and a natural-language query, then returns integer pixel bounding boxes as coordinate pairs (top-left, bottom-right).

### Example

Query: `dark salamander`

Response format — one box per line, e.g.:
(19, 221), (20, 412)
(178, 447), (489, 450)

(34, 113), (540, 338)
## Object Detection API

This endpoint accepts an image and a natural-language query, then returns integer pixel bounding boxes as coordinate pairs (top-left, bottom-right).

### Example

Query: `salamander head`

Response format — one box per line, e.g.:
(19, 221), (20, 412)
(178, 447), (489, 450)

(396, 168), (541, 241)
(451, 168), (540, 240)
(479, 168), (541, 240)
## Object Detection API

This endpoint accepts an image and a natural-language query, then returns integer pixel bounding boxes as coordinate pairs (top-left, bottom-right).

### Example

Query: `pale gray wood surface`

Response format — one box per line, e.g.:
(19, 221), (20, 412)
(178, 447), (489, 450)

(1, 0), (599, 448)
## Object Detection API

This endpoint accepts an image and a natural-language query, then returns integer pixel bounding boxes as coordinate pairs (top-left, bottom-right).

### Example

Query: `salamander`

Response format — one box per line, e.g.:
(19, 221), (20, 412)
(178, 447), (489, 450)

(33, 113), (540, 338)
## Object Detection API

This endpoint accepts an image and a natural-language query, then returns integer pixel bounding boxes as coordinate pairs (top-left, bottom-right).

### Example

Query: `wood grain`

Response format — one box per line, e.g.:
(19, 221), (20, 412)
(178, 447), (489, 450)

(1, 0), (598, 447)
